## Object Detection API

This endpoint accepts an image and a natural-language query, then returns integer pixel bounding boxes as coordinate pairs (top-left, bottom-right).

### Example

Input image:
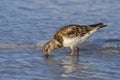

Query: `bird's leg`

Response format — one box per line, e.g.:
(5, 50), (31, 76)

(76, 46), (80, 56)
(70, 47), (74, 56)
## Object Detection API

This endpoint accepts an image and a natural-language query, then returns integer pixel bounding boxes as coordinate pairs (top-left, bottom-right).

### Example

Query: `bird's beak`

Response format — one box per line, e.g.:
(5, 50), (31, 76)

(45, 52), (49, 57)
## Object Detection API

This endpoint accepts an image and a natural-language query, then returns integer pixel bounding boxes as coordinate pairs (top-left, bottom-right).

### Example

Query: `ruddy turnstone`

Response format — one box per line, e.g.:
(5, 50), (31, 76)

(43, 23), (107, 56)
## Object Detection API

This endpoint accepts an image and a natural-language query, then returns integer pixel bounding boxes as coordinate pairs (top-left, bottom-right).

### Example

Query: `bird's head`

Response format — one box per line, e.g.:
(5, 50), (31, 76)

(43, 41), (54, 57)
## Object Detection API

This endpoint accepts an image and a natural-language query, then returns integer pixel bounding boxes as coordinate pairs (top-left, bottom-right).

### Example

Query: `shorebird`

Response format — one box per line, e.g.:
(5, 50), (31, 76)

(43, 23), (107, 56)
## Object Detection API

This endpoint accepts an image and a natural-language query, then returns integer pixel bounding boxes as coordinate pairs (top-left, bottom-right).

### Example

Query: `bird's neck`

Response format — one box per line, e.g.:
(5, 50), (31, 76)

(50, 39), (62, 49)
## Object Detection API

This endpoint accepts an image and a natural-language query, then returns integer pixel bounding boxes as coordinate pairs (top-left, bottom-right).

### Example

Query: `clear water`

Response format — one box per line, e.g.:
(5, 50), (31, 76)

(0, 0), (120, 80)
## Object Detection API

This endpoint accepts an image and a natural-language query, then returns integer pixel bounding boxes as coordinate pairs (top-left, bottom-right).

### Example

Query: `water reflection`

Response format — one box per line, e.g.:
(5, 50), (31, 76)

(61, 56), (80, 73)
(45, 56), (91, 78)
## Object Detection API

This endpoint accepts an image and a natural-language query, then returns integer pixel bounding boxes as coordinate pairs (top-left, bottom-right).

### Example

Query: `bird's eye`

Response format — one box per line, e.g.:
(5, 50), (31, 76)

(46, 49), (48, 52)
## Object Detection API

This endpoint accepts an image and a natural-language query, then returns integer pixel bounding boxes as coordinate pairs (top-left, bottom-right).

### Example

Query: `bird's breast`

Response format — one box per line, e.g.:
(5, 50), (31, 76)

(63, 36), (81, 47)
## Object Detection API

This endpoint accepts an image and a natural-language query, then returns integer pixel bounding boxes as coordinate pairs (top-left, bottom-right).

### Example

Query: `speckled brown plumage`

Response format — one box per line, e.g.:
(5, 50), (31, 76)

(43, 23), (107, 56)
(53, 23), (105, 45)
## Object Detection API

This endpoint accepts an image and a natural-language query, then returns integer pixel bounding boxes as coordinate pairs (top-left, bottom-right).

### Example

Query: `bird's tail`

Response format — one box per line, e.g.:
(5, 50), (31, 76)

(89, 23), (107, 29)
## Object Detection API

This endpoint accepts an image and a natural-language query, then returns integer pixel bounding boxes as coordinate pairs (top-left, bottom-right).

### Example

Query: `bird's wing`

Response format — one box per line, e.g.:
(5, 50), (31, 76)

(53, 25), (81, 39)
(54, 25), (94, 38)
(53, 23), (107, 44)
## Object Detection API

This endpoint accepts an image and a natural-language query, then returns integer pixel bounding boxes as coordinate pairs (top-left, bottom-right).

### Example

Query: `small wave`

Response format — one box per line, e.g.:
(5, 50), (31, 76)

(0, 41), (119, 54)
(0, 43), (33, 49)
(0, 41), (46, 50)
(78, 41), (120, 54)
(102, 44), (120, 49)
(104, 38), (120, 42)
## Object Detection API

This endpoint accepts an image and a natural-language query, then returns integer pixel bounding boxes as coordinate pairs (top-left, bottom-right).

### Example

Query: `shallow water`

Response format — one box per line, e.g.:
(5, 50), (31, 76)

(0, 0), (120, 80)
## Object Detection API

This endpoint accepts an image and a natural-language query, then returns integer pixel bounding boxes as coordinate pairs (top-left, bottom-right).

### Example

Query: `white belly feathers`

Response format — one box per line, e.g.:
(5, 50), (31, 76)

(63, 27), (98, 48)
(63, 36), (81, 47)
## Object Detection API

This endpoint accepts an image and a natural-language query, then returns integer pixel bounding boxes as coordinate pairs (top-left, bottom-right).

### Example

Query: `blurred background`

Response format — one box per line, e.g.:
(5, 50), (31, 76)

(0, 0), (120, 80)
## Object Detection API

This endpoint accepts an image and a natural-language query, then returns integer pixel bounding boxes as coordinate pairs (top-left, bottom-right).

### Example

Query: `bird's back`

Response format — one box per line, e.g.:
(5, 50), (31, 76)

(52, 23), (107, 45)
